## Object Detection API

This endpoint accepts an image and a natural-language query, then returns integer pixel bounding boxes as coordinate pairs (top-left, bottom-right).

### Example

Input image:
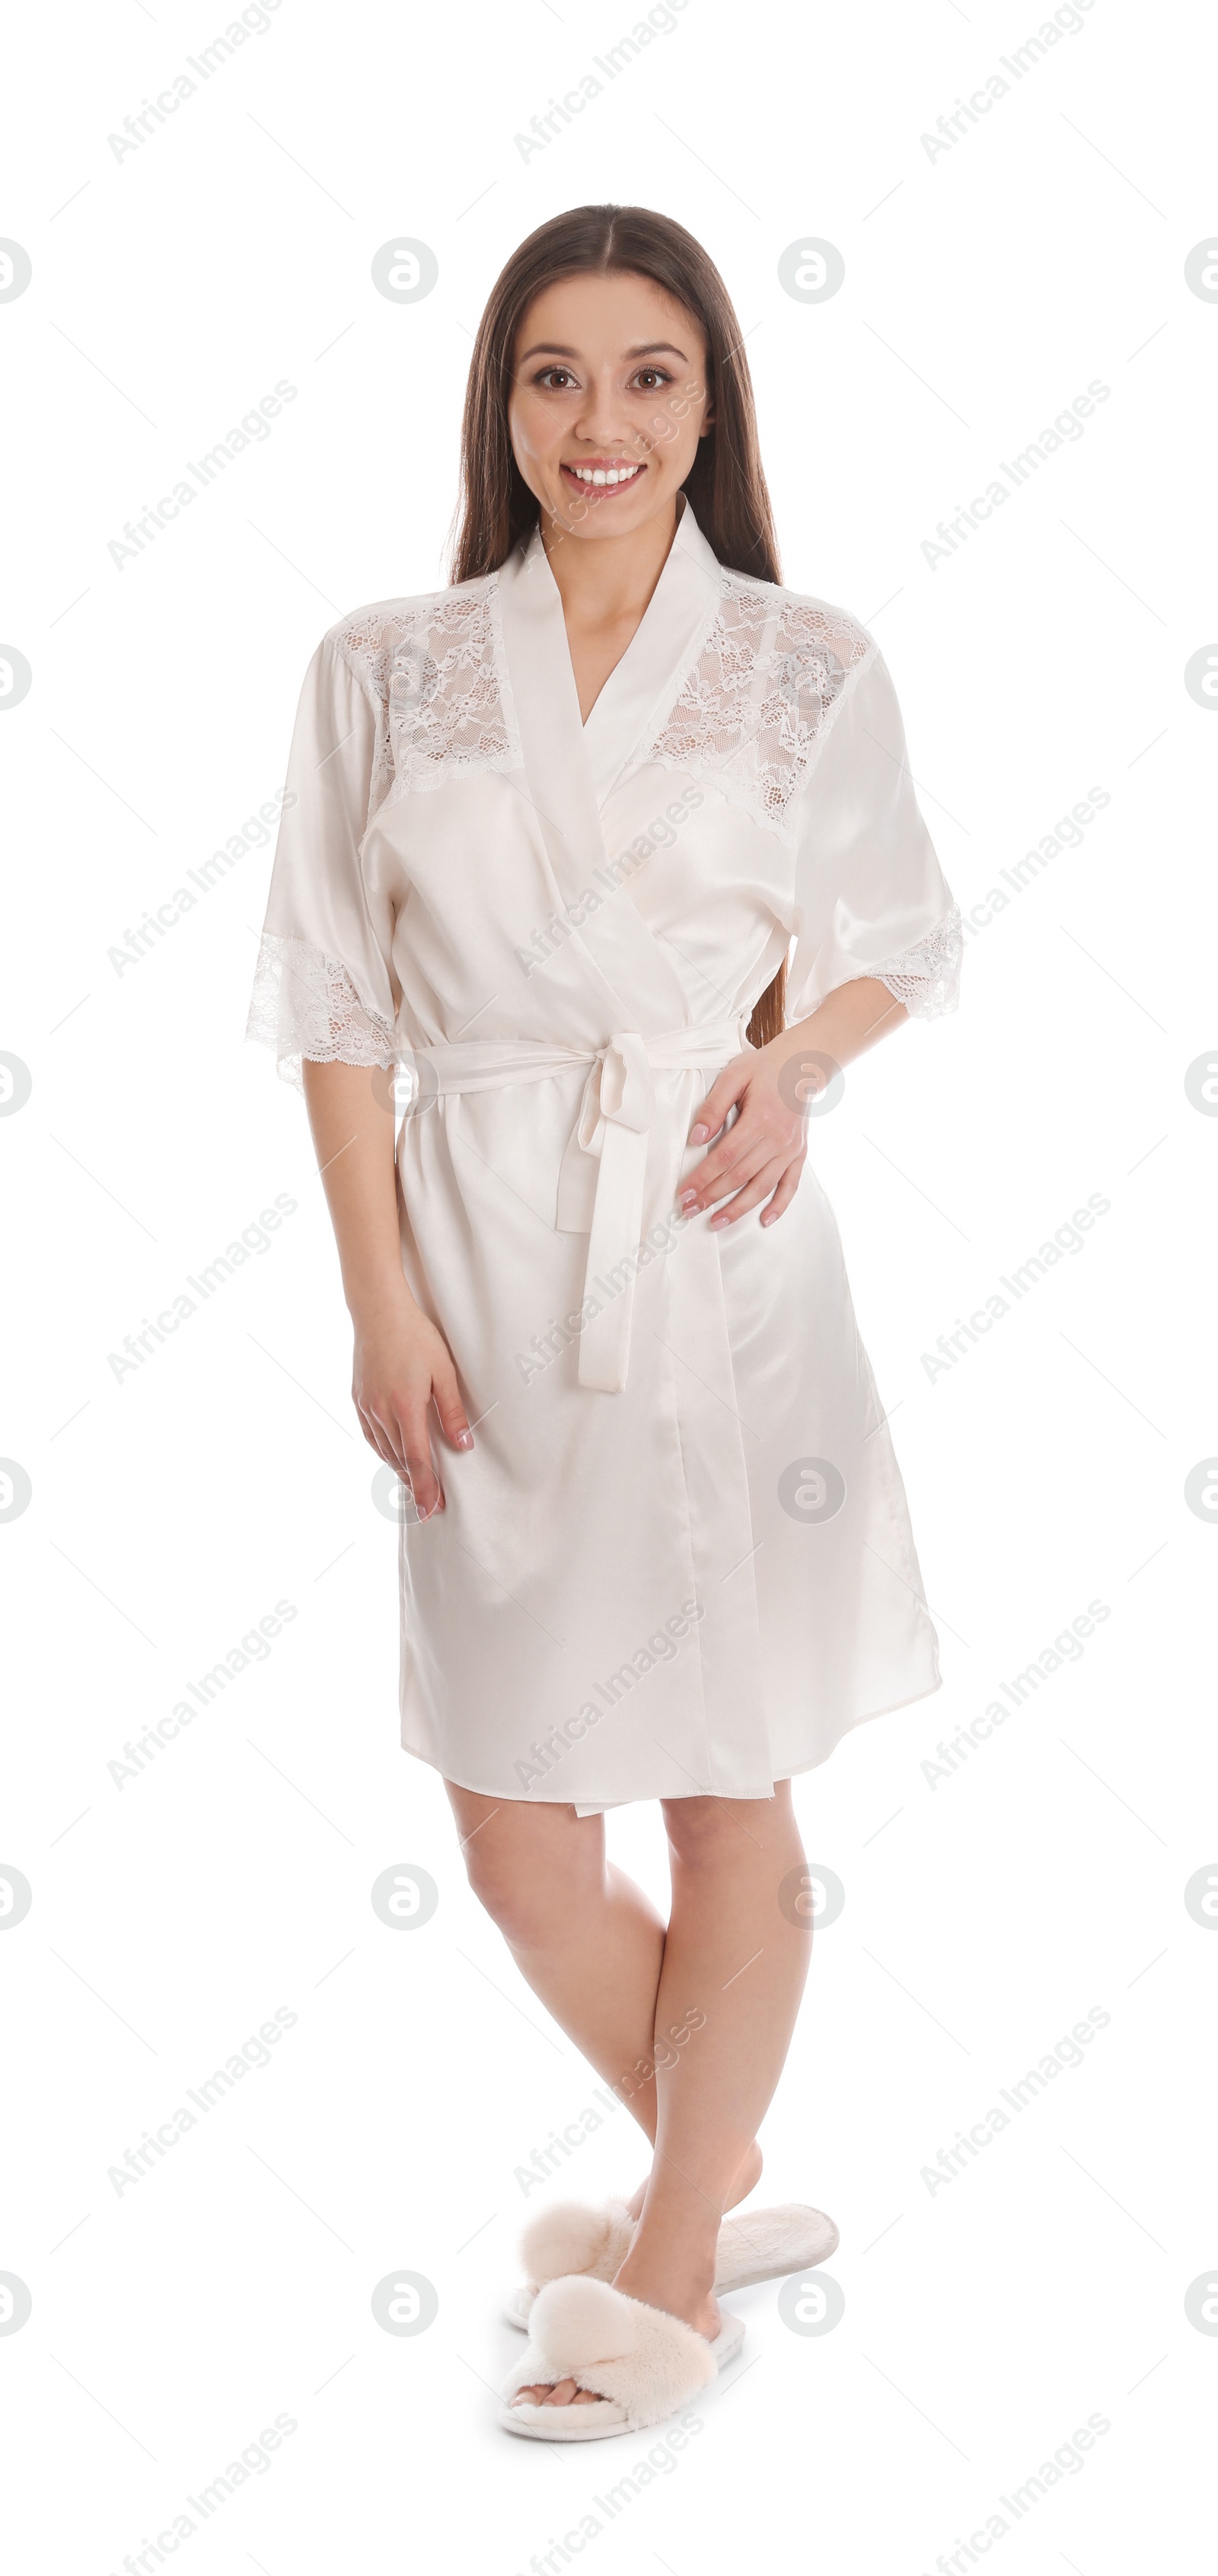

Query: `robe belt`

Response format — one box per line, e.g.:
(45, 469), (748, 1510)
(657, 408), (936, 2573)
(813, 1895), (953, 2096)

(410, 1017), (753, 1394)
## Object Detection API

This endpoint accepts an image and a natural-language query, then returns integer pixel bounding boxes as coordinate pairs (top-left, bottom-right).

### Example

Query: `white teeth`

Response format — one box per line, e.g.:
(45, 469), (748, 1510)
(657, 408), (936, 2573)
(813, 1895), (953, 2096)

(568, 463), (641, 486)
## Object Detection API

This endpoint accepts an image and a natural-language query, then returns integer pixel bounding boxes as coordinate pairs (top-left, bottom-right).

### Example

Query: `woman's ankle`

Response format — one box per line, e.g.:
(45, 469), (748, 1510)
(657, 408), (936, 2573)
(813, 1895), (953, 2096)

(626, 2137), (761, 2227)
(611, 2240), (720, 2335)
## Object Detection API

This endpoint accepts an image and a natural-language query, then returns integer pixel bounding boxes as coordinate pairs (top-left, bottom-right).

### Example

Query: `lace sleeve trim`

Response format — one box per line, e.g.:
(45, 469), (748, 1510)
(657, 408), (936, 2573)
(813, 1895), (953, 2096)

(246, 932), (397, 1089)
(871, 908), (963, 1020)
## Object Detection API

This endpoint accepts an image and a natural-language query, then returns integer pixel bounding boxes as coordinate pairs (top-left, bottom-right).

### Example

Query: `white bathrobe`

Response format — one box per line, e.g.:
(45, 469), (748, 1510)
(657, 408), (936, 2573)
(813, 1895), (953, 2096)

(249, 498), (961, 1808)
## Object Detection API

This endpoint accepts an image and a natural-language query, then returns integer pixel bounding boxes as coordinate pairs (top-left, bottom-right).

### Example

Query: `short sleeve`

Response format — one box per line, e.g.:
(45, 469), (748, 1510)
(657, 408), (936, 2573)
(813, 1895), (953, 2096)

(246, 635), (399, 1087)
(785, 646), (961, 1025)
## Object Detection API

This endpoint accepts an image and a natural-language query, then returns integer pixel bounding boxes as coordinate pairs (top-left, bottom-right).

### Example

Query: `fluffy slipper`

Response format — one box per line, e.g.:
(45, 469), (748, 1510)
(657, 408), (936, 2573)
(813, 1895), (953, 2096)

(504, 2197), (837, 2328)
(502, 2196), (635, 2331)
(499, 2275), (745, 2440)
(716, 2201), (839, 2291)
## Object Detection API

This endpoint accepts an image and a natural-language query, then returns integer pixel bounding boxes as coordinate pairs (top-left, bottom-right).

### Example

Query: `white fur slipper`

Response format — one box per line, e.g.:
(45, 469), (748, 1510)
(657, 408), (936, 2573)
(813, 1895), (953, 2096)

(714, 2201), (839, 2290)
(499, 2275), (745, 2440)
(502, 2196), (635, 2330)
(504, 2197), (837, 2329)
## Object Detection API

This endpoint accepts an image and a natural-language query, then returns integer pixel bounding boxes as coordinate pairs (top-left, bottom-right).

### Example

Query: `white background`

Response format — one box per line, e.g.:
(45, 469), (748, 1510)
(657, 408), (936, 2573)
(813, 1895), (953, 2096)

(2, 0), (1216, 2568)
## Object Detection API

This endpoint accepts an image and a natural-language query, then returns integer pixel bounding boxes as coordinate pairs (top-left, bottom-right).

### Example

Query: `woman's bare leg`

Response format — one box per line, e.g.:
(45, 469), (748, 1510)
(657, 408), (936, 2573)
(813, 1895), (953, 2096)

(447, 1783), (766, 2201)
(447, 1783), (667, 2143)
(612, 1786), (810, 2329)
(499, 1782), (811, 2408)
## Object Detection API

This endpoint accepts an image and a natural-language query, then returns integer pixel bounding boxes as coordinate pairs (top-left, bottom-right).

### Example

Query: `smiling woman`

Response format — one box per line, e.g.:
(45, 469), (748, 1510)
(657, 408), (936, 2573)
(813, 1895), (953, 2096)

(247, 201), (961, 2442)
(506, 275), (721, 762)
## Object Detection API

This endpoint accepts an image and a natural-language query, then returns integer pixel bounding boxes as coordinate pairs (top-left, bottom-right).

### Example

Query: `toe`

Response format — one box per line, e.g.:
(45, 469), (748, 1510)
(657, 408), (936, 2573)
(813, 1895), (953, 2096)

(510, 2374), (605, 2411)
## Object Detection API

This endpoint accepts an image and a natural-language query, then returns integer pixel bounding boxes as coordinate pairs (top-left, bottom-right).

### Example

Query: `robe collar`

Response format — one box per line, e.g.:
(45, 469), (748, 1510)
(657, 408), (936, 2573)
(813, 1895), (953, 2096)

(493, 497), (724, 1033)
(496, 494), (723, 812)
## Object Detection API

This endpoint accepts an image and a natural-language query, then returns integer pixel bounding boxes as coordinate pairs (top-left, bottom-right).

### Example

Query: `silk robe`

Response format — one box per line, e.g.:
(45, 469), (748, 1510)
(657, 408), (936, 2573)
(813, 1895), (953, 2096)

(248, 500), (961, 1807)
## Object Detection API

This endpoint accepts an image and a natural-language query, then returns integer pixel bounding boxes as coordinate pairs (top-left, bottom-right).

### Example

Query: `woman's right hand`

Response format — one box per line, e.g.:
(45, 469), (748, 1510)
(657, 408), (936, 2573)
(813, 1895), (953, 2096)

(351, 1291), (473, 1518)
(298, 1062), (473, 1521)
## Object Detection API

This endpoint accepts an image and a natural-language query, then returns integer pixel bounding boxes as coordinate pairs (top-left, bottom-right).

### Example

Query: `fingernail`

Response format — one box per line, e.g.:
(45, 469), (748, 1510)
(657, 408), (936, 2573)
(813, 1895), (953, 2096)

(678, 1189), (697, 1210)
(689, 1124), (709, 1144)
(709, 1212), (729, 1230)
(455, 1432), (474, 1450)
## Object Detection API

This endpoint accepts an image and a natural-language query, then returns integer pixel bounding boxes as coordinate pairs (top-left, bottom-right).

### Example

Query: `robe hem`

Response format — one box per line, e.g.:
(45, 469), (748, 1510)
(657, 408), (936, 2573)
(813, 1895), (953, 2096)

(398, 1665), (942, 1809)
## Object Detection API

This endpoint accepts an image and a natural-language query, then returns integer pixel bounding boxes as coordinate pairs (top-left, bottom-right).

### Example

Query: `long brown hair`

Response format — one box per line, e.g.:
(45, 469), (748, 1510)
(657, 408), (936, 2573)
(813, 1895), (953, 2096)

(448, 204), (788, 1045)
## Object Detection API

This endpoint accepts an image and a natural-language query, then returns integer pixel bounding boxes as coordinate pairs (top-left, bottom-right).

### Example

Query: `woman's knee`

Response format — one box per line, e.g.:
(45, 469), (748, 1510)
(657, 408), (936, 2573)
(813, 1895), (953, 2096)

(455, 1802), (603, 1944)
(664, 1792), (787, 1869)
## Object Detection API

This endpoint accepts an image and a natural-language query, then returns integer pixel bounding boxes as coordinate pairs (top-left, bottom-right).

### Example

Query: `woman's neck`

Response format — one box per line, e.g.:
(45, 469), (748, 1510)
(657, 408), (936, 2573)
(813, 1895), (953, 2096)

(536, 495), (683, 634)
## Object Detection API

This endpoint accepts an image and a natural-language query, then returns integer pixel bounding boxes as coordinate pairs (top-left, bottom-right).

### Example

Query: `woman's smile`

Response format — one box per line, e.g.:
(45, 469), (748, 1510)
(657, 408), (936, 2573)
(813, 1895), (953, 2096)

(560, 457), (647, 491)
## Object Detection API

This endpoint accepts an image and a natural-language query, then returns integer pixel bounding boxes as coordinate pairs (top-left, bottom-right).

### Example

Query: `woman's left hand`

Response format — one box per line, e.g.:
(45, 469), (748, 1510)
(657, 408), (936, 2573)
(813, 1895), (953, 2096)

(680, 980), (907, 1232)
(679, 1036), (809, 1231)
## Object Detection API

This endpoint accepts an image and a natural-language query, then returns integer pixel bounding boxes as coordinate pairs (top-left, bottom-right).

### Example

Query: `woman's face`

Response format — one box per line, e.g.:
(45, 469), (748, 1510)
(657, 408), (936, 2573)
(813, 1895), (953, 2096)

(508, 270), (713, 544)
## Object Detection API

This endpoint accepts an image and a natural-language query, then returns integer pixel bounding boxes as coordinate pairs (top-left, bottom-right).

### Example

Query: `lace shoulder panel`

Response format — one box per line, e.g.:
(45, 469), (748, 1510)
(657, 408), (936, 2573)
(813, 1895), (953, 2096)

(328, 576), (518, 811)
(642, 569), (874, 834)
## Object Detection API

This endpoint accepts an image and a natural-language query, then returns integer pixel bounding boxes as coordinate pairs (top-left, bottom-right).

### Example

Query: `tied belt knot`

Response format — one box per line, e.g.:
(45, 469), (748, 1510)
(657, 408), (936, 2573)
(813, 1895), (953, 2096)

(406, 1017), (752, 1393)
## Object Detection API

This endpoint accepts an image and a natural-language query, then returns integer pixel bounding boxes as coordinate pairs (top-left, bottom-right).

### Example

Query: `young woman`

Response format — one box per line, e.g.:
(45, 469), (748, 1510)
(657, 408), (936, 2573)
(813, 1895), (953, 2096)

(248, 204), (961, 2440)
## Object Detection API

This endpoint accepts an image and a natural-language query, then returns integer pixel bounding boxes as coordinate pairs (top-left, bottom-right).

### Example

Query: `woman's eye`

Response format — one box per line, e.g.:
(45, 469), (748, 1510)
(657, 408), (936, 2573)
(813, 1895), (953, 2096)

(531, 364), (675, 392)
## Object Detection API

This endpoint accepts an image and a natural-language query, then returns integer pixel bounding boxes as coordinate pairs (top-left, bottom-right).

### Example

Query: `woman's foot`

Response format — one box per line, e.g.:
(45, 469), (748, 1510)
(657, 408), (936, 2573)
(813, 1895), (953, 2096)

(511, 2242), (722, 2408)
(510, 2143), (758, 2407)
